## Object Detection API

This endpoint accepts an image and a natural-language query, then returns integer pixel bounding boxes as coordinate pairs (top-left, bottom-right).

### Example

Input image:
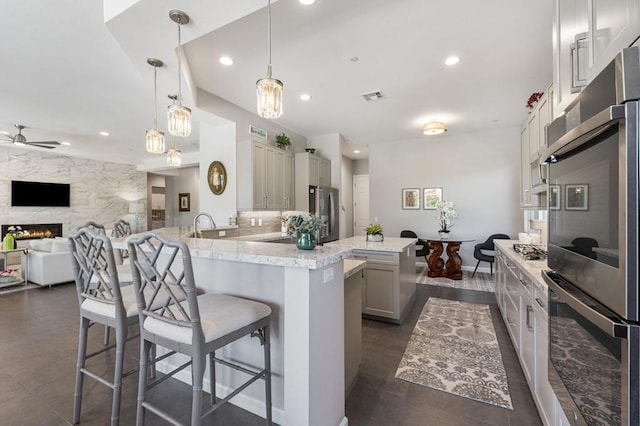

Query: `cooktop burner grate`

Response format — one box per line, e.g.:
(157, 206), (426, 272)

(513, 244), (548, 260)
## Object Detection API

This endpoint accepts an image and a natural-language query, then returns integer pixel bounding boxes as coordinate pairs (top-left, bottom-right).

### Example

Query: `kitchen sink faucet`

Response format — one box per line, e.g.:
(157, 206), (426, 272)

(193, 212), (216, 238)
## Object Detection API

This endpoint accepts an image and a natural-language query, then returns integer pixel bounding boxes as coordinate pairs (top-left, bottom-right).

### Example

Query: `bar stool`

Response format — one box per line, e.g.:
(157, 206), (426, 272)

(127, 232), (273, 426)
(69, 228), (141, 426)
(112, 219), (132, 265)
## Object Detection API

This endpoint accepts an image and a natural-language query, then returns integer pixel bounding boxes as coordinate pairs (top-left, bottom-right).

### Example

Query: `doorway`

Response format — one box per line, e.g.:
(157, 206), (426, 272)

(353, 174), (369, 236)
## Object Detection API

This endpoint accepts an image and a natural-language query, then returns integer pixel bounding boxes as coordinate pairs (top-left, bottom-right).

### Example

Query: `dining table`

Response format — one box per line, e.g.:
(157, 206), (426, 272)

(423, 235), (475, 280)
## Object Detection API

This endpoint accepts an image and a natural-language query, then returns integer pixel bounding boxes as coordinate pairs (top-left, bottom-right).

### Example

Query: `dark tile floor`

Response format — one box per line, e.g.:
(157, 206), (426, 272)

(0, 282), (541, 426)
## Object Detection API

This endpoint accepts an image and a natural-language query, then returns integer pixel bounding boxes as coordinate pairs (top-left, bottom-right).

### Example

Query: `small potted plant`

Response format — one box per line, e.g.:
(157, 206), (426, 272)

(366, 223), (384, 242)
(275, 132), (291, 150)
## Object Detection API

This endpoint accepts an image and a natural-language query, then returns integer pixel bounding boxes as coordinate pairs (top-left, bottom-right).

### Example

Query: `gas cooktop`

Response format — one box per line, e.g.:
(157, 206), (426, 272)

(513, 244), (548, 261)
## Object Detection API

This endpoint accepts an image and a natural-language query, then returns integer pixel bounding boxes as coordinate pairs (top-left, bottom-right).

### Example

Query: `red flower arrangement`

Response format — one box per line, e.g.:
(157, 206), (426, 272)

(526, 92), (544, 109)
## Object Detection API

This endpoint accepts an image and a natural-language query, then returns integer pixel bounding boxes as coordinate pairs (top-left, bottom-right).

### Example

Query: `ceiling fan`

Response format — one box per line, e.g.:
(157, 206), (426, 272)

(0, 124), (60, 149)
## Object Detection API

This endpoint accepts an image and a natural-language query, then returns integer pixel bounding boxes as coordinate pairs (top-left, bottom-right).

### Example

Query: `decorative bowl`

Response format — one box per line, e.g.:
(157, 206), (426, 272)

(305, 148), (316, 154)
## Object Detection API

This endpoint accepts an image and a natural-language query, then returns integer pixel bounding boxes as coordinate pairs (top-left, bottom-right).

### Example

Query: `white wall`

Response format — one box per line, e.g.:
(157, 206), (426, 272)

(165, 166), (199, 227)
(0, 146), (146, 235)
(352, 159), (369, 175)
(341, 156), (354, 237)
(369, 127), (522, 267)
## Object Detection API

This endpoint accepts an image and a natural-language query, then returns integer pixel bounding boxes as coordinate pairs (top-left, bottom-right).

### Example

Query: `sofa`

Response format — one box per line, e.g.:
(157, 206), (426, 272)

(22, 238), (75, 287)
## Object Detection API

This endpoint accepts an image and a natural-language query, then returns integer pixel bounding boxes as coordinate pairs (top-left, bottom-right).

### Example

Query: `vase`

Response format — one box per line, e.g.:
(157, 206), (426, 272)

(367, 234), (383, 242)
(296, 232), (316, 250)
(438, 231), (450, 239)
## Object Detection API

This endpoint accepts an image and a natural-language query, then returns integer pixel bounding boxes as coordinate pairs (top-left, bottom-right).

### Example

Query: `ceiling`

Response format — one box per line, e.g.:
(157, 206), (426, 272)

(0, 0), (553, 165)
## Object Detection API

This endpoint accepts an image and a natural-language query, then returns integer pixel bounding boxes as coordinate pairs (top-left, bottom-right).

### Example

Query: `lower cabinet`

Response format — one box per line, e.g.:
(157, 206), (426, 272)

(352, 247), (416, 324)
(496, 245), (557, 426)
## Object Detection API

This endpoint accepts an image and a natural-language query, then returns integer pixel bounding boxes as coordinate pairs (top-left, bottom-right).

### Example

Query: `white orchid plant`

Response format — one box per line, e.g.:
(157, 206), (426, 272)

(436, 201), (458, 232)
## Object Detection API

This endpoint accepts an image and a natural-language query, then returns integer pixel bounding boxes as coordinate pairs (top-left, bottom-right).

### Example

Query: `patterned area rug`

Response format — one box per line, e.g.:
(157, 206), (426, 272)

(416, 265), (495, 293)
(395, 298), (513, 409)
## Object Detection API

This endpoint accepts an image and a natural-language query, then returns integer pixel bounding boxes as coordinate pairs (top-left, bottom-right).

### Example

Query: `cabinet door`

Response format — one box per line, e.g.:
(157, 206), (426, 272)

(264, 146), (276, 208)
(537, 91), (552, 153)
(252, 142), (267, 208)
(519, 277), (535, 386)
(527, 110), (540, 162)
(361, 263), (399, 319)
(309, 155), (320, 187)
(534, 300), (556, 426)
(284, 154), (294, 209)
(319, 158), (331, 187)
(554, 0), (590, 112)
(591, 0), (640, 80)
(521, 127), (532, 207)
(273, 150), (286, 209)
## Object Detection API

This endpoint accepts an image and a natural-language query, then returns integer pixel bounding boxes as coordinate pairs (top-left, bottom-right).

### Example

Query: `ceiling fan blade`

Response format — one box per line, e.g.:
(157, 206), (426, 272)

(26, 142), (58, 149)
(0, 133), (13, 141)
(28, 141), (60, 145)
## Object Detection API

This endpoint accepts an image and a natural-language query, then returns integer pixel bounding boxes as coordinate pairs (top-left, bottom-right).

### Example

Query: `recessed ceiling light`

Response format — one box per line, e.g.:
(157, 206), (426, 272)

(354, 150), (360, 154)
(61, 141), (71, 146)
(300, 94), (312, 101)
(219, 56), (234, 66)
(299, 0), (316, 5)
(99, 131), (109, 136)
(444, 56), (460, 66)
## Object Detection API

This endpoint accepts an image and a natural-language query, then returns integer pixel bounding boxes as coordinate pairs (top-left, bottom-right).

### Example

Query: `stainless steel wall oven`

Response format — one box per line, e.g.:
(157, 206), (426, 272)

(542, 47), (640, 425)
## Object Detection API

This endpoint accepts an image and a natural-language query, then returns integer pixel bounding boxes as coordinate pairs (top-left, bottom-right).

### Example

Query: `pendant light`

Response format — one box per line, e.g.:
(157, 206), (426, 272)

(256, 0), (283, 119)
(167, 139), (182, 167)
(145, 58), (165, 154)
(167, 10), (192, 137)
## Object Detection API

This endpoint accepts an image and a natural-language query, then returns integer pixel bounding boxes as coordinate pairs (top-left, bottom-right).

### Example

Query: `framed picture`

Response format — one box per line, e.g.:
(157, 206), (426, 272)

(423, 187), (443, 210)
(549, 184), (561, 210)
(207, 161), (227, 195)
(179, 193), (191, 212)
(565, 184), (588, 211)
(249, 124), (268, 140)
(402, 188), (420, 210)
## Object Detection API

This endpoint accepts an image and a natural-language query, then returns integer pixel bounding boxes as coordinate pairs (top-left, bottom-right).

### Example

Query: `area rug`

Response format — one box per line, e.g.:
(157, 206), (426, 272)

(416, 265), (495, 293)
(395, 298), (513, 409)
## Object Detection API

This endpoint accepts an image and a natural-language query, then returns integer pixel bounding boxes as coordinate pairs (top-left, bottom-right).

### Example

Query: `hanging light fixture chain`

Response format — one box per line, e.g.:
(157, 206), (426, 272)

(267, 0), (272, 78)
(177, 21), (183, 102)
(153, 65), (158, 129)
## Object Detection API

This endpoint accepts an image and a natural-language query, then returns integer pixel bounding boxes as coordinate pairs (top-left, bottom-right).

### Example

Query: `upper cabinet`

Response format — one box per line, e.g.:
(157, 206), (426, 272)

(237, 139), (294, 210)
(294, 152), (331, 211)
(553, 0), (640, 114)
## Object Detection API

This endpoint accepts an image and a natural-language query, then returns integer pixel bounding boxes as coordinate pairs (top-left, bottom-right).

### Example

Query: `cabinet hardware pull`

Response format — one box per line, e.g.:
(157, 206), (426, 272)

(526, 305), (534, 331)
(535, 297), (544, 308)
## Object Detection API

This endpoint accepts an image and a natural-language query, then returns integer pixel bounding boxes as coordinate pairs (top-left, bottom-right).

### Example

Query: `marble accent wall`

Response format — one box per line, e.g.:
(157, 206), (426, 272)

(0, 147), (147, 236)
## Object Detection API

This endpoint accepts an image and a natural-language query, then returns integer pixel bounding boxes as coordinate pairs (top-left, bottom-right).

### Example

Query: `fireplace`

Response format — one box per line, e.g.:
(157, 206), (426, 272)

(1, 223), (63, 240)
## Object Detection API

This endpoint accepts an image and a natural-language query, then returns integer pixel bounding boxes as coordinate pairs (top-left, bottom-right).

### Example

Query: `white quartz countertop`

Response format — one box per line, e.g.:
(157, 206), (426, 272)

(495, 240), (549, 291)
(344, 259), (366, 279)
(327, 236), (417, 253)
(230, 232), (289, 242)
(111, 227), (352, 270)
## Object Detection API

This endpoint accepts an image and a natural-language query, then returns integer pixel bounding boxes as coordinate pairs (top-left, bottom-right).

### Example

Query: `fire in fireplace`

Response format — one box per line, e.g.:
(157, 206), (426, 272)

(1, 223), (63, 240)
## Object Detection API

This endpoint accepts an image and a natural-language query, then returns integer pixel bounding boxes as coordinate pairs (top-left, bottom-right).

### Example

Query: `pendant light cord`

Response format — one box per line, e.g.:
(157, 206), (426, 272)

(153, 65), (158, 129)
(267, 0), (272, 78)
(177, 22), (183, 102)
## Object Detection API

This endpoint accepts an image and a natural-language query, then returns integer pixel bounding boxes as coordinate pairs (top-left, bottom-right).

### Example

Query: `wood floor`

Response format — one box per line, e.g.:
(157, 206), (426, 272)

(0, 282), (541, 425)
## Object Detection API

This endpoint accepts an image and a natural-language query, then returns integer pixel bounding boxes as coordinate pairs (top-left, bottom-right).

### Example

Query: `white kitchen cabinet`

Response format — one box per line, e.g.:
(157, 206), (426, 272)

(553, 0), (640, 115)
(533, 288), (555, 426)
(237, 139), (293, 210)
(352, 247), (415, 324)
(519, 274), (535, 387)
(294, 152), (331, 211)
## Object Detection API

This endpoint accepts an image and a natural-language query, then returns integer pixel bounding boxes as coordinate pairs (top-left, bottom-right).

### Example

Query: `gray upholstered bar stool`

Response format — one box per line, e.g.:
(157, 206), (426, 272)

(69, 228), (141, 426)
(112, 219), (132, 265)
(128, 232), (273, 426)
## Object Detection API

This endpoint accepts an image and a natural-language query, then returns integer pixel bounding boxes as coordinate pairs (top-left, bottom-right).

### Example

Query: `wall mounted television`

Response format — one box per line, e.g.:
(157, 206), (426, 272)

(11, 180), (71, 207)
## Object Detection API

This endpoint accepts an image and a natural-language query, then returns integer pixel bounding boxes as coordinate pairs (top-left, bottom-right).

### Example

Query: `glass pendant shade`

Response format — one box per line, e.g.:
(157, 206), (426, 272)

(256, 77), (283, 119)
(146, 129), (165, 154)
(167, 101), (192, 137)
(167, 147), (182, 167)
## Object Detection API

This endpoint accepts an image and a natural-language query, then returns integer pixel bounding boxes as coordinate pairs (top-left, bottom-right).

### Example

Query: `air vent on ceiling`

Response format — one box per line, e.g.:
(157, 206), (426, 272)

(361, 91), (385, 101)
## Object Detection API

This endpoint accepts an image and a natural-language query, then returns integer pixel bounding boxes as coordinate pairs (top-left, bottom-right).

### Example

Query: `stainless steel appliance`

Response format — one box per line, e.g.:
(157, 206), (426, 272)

(309, 186), (339, 244)
(541, 46), (640, 425)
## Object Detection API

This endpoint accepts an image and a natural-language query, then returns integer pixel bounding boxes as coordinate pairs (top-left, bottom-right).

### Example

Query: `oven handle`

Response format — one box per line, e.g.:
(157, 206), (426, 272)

(540, 105), (625, 163)
(543, 271), (628, 339)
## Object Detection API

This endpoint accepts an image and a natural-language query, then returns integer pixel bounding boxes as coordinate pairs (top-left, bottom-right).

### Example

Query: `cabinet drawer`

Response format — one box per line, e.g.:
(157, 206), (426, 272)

(504, 293), (520, 352)
(352, 250), (399, 265)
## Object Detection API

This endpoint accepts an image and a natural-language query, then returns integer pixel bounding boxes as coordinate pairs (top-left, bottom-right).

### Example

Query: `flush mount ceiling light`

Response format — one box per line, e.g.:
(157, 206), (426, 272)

(300, 93), (312, 101)
(145, 58), (165, 154)
(444, 56), (460, 66)
(423, 122), (447, 135)
(167, 10), (192, 137)
(167, 139), (182, 167)
(99, 131), (109, 136)
(299, 0), (316, 4)
(219, 56), (234, 66)
(256, 0), (283, 119)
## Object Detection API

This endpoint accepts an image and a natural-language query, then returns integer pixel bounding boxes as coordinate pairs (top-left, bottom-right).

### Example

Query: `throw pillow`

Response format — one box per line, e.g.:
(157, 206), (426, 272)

(30, 239), (54, 253)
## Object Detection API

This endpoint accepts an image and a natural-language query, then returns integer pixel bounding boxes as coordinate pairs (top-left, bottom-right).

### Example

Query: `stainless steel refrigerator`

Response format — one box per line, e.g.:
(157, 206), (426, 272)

(309, 186), (339, 244)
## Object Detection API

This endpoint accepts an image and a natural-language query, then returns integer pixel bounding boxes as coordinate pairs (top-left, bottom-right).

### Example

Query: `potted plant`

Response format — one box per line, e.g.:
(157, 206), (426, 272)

(436, 201), (458, 239)
(366, 223), (384, 242)
(275, 132), (291, 150)
(286, 214), (320, 250)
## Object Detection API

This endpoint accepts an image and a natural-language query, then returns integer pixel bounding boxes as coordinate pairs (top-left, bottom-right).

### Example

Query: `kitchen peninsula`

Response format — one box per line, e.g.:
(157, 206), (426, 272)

(111, 227), (353, 426)
(327, 236), (417, 323)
